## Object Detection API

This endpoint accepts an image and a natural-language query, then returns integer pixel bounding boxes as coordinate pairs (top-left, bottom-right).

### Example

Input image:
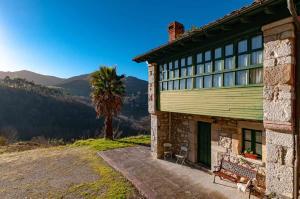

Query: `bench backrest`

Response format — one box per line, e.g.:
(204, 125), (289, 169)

(221, 159), (257, 179)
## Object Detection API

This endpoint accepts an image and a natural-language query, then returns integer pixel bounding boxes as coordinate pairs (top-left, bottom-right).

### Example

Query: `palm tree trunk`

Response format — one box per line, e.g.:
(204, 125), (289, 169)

(104, 115), (113, 140)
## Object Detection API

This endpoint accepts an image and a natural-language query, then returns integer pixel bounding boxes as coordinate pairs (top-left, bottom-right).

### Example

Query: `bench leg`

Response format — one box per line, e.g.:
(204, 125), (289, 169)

(248, 189), (252, 199)
(213, 175), (216, 183)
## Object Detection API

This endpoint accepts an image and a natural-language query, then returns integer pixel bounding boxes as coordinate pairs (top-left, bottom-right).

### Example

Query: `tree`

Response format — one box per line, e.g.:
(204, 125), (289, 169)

(90, 66), (125, 140)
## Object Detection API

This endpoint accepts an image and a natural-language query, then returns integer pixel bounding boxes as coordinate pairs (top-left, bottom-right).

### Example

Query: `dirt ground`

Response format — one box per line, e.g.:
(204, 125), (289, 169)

(0, 146), (140, 199)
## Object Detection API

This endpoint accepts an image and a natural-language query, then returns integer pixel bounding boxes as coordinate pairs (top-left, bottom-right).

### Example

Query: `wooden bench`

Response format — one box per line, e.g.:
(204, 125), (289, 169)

(213, 158), (257, 199)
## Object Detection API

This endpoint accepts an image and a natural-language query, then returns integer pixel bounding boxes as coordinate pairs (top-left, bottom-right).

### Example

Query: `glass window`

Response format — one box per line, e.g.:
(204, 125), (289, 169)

(181, 58), (186, 66)
(195, 77), (203, 88)
(196, 64), (204, 74)
(197, 53), (203, 63)
(205, 51), (211, 61)
(163, 64), (167, 70)
(159, 82), (162, 90)
(225, 57), (235, 70)
(225, 44), (233, 56)
(236, 70), (248, 85)
(187, 66), (193, 76)
(159, 65), (163, 72)
(163, 81), (168, 90)
(174, 60), (179, 68)
(174, 80), (179, 90)
(204, 75), (212, 88)
(169, 62), (173, 69)
(163, 72), (168, 80)
(250, 68), (263, 84)
(224, 72), (234, 87)
(174, 69), (179, 78)
(180, 79), (186, 89)
(251, 50), (263, 65)
(252, 35), (262, 50)
(169, 70), (174, 79)
(215, 60), (223, 72)
(181, 68), (186, 77)
(187, 56), (192, 65)
(187, 78), (193, 89)
(242, 129), (263, 158)
(168, 81), (173, 90)
(213, 74), (222, 87)
(215, 48), (222, 59)
(238, 54), (250, 68)
(238, 40), (248, 53)
(205, 62), (212, 73)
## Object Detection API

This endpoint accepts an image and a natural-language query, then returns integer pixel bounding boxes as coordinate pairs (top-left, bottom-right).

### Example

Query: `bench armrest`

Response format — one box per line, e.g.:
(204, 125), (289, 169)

(213, 165), (221, 171)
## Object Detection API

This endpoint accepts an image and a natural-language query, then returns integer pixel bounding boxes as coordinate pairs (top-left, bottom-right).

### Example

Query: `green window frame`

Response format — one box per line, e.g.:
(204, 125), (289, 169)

(158, 33), (263, 91)
(242, 128), (262, 158)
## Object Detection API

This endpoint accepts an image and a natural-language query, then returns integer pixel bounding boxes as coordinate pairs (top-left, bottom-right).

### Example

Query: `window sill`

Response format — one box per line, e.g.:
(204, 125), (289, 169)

(237, 155), (265, 167)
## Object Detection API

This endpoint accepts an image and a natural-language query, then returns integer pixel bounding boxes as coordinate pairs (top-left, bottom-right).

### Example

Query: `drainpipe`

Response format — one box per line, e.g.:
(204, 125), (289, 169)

(287, 0), (300, 198)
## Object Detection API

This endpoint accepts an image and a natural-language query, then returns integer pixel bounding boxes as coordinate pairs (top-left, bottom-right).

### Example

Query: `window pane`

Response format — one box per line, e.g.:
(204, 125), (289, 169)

(250, 68), (263, 84)
(215, 60), (223, 72)
(244, 130), (252, 140)
(225, 57), (235, 70)
(174, 80), (179, 90)
(159, 65), (163, 72)
(163, 72), (168, 80)
(195, 77), (203, 88)
(225, 44), (233, 56)
(187, 56), (192, 65)
(187, 66), (193, 76)
(181, 68), (186, 77)
(205, 51), (211, 61)
(174, 60), (179, 68)
(196, 64), (204, 74)
(244, 141), (251, 151)
(238, 40), (248, 53)
(174, 69), (179, 78)
(197, 53), (203, 63)
(180, 79), (186, 89)
(187, 78), (193, 89)
(251, 50), (263, 65)
(181, 58), (186, 66)
(159, 73), (163, 81)
(168, 71), (174, 79)
(163, 81), (168, 90)
(236, 70), (248, 85)
(159, 82), (162, 90)
(168, 81), (173, 90)
(213, 74), (222, 87)
(215, 48), (222, 59)
(205, 62), (212, 73)
(238, 54), (250, 68)
(255, 131), (262, 143)
(252, 35), (262, 50)
(169, 62), (173, 69)
(224, 72), (234, 87)
(204, 75), (212, 88)
(256, 143), (262, 156)
(163, 64), (167, 70)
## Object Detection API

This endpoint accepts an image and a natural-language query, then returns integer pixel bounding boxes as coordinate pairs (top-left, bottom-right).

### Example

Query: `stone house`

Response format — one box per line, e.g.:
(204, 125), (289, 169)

(133, 0), (300, 198)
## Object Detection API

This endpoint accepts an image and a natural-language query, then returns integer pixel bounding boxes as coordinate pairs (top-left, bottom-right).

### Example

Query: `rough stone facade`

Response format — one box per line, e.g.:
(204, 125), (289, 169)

(262, 17), (296, 198)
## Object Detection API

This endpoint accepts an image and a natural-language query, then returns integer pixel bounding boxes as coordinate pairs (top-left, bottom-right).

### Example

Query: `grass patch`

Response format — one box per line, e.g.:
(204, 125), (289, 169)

(72, 135), (150, 151)
(66, 149), (137, 199)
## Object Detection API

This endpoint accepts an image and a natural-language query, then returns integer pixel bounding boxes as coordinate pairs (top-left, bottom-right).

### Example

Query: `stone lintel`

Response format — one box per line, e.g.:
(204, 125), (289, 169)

(264, 121), (294, 133)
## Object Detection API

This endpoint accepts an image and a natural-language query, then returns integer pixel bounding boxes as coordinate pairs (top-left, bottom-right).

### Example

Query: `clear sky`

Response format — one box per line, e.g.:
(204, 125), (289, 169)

(0, 0), (252, 80)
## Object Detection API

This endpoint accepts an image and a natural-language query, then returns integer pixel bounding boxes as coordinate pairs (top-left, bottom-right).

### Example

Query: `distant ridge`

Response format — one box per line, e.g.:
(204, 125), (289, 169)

(0, 70), (65, 86)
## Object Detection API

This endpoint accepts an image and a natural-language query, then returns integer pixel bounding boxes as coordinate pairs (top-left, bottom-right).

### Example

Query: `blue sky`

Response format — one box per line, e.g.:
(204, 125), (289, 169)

(0, 0), (252, 80)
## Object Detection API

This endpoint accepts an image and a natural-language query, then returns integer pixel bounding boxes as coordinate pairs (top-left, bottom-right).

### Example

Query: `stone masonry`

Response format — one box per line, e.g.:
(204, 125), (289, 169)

(262, 17), (296, 198)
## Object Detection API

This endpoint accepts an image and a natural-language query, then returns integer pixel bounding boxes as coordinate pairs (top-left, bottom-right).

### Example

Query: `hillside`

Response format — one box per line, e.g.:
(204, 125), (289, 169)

(0, 70), (64, 86)
(0, 78), (149, 141)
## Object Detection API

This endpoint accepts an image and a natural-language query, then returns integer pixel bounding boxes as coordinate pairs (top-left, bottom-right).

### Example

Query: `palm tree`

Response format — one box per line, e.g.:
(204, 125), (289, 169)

(90, 66), (125, 140)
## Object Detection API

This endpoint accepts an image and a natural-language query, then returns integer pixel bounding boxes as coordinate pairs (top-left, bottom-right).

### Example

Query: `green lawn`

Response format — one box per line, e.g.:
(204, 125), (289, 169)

(72, 135), (150, 151)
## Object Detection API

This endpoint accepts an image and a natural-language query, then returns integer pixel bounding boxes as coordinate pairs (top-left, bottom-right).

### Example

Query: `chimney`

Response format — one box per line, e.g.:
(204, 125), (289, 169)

(168, 21), (184, 42)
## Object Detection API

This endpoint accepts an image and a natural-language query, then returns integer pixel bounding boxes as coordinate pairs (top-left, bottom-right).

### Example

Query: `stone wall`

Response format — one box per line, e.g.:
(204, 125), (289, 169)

(151, 112), (169, 158)
(262, 17), (296, 198)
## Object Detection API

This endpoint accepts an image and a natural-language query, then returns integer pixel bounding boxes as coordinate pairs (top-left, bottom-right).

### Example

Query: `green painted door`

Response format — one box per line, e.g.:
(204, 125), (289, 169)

(197, 121), (211, 168)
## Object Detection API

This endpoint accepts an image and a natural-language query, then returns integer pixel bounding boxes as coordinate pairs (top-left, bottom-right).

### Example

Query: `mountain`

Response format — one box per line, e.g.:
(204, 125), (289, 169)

(0, 70), (64, 86)
(0, 70), (150, 140)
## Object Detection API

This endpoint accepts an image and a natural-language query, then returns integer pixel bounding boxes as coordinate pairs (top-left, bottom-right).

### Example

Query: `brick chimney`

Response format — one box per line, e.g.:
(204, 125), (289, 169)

(168, 21), (184, 42)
